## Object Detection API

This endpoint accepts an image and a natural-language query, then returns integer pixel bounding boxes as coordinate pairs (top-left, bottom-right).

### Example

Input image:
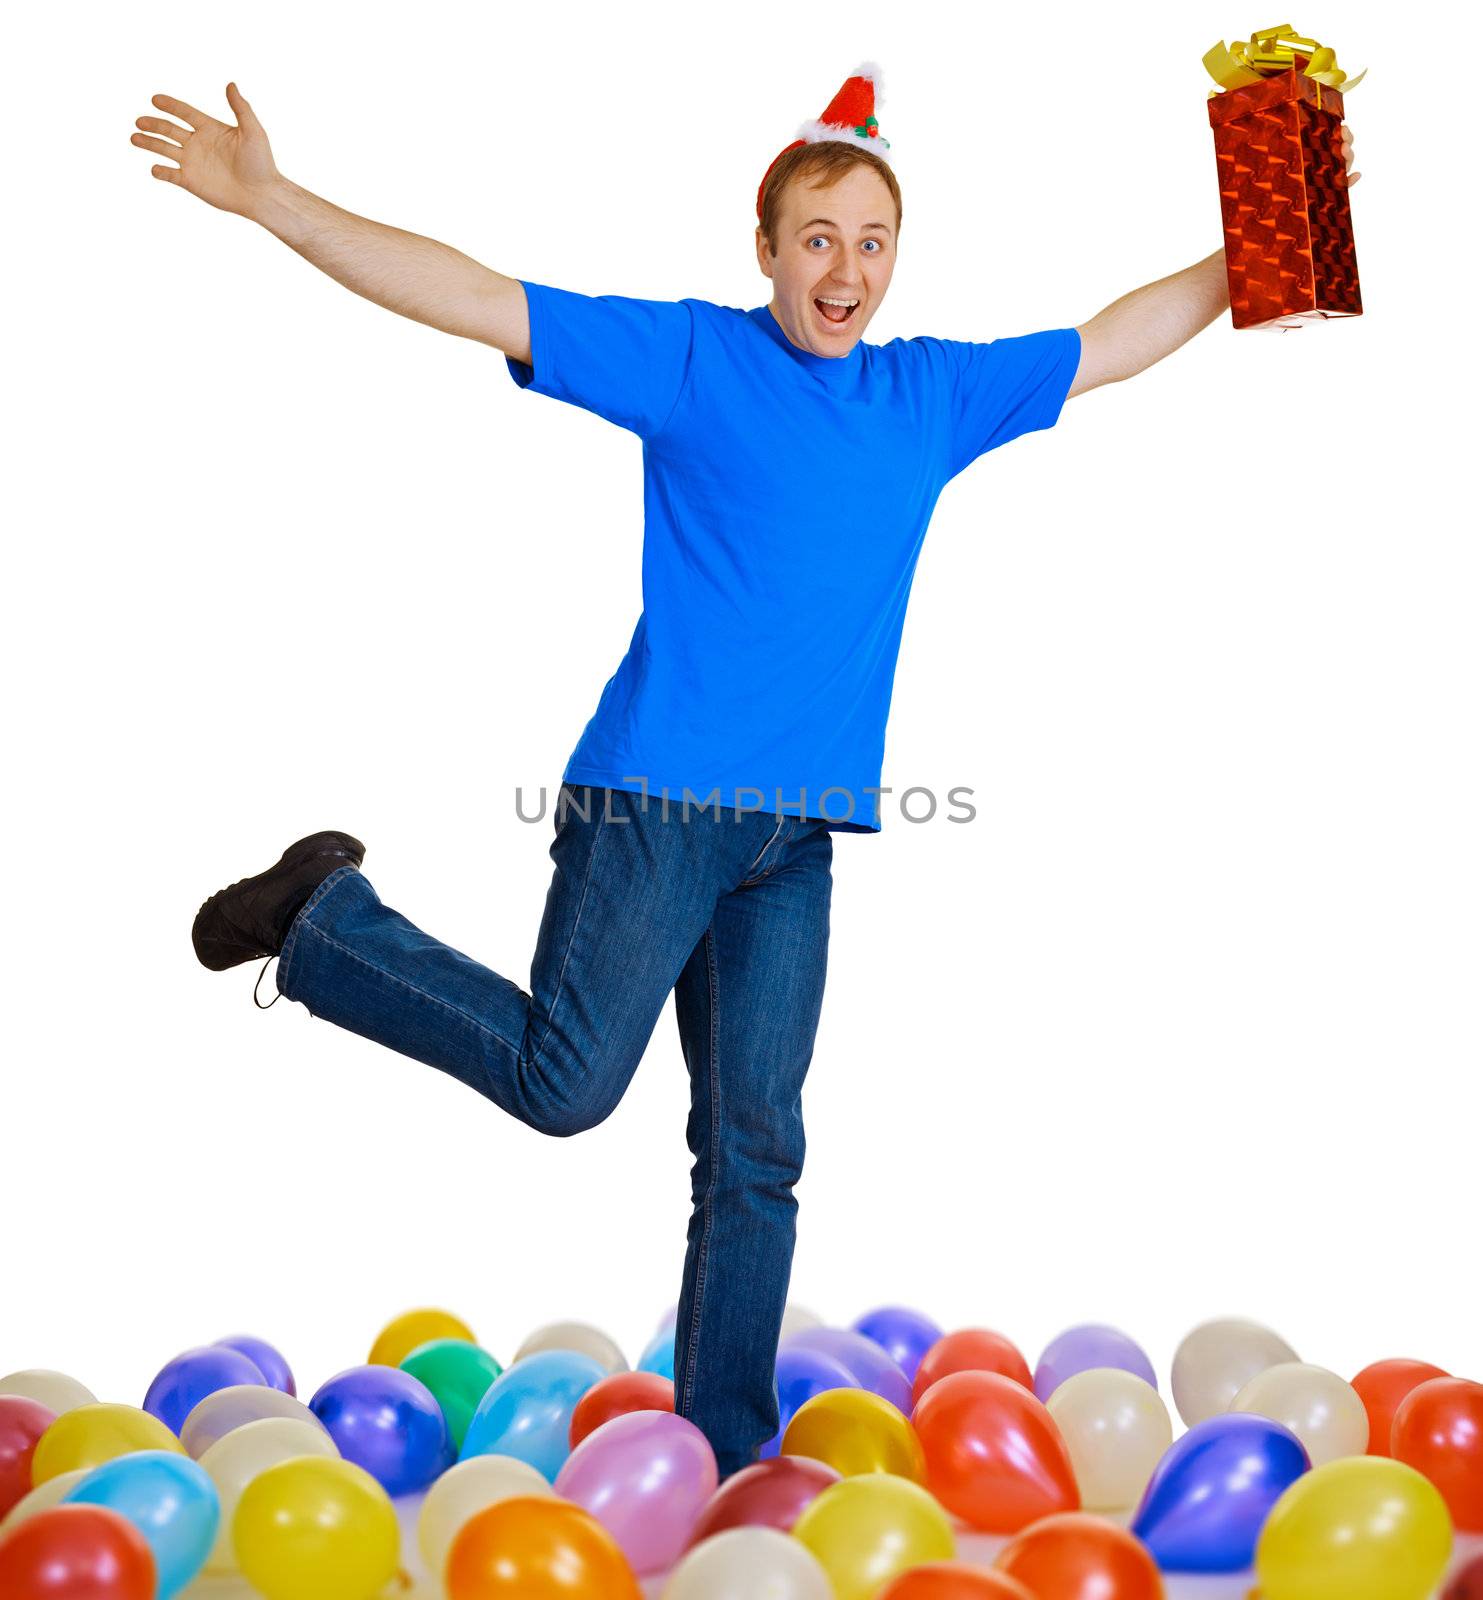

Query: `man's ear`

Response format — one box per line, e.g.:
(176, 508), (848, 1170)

(754, 227), (774, 279)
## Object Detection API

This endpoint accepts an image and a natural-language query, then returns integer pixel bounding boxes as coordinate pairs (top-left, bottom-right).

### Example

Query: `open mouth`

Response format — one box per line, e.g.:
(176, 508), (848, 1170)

(813, 296), (860, 328)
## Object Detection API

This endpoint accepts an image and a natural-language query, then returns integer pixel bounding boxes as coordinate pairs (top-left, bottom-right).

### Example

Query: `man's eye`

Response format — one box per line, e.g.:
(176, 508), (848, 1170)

(808, 237), (829, 249)
(863, 240), (879, 253)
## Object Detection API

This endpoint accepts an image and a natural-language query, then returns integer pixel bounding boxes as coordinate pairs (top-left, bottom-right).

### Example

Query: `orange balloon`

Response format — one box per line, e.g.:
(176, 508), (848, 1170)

(912, 1371), (1078, 1534)
(568, 1372), (675, 1448)
(445, 1494), (643, 1598)
(1392, 1377), (1483, 1532)
(1351, 1359), (1450, 1456)
(878, 1562), (1037, 1599)
(996, 1512), (1164, 1600)
(912, 1329), (1033, 1408)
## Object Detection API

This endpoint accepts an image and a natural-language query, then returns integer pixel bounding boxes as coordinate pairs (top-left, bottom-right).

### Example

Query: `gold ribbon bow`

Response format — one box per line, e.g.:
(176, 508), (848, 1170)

(1202, 23), (1366, 97)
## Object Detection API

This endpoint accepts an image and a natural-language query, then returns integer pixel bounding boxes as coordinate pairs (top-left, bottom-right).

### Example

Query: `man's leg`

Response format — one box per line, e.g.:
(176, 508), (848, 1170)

(670, 816), (833, 1476)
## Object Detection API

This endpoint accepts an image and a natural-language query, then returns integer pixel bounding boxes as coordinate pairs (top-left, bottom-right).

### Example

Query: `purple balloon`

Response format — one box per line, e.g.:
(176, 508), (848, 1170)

(850, 1306), (944, 1383)
(762, 1347), (858, 1459)
(215, 1334), (295, 1397)
(781, 1327), (912, 1414)
(309, 1364), (452, 1496)
(554, 1410), (717, 1575)
(143, 1345), (267, 1435)
(1033, 1323), (1158, 1402)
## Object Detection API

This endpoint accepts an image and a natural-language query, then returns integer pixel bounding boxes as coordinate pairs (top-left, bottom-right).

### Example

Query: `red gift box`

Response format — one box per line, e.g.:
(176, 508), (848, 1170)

(1206, 31), (1363, 330)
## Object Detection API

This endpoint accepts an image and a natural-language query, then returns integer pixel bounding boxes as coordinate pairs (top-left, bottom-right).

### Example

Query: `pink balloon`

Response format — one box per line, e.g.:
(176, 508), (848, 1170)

(553, 1408), (717, 1574)
(687, 1454), (843, 1548)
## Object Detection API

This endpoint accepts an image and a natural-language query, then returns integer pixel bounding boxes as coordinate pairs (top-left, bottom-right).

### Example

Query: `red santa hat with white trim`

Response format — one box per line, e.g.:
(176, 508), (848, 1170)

(756, 62), (892, 221)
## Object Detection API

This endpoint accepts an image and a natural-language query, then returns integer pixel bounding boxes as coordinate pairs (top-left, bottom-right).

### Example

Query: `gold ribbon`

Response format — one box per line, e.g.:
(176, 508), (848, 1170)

(1203, 23), (1366, 100)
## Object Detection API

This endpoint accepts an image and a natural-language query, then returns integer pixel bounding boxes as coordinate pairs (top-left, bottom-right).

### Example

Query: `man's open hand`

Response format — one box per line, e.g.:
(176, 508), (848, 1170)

(130, 82), (281, 219)
(1342, 122), (1361, 186)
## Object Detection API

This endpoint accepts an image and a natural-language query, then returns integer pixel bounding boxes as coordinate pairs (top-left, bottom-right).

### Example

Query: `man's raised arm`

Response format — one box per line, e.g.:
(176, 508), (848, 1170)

(132, 82), (530, 363)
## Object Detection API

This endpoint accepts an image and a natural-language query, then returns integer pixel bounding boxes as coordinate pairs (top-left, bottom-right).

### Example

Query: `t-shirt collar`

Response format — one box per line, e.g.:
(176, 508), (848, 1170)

(750, 302), (864, 384)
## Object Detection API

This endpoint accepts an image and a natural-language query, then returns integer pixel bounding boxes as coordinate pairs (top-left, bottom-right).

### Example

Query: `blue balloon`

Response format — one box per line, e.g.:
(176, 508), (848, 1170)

(459, 1349), (606, 1481)
(637, 1326), (676, 1382)
(782, 1327), (912, 1413)
(144, 1345), (267, 1434)
(310, 1364), (452, 1496)
(62, 1449), (218, 1599)
(215, 1333), (295, 1396)
(1132, 1413), (1311, 1572)
(850, 1305), (944, 1383)
(761, 1346), (859, 1459)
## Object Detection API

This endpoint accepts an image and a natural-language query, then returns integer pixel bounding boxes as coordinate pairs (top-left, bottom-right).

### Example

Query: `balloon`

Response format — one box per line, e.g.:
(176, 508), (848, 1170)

(851, 1307), (945, 1383)
(31, 1404), (185, 1485)
(913, 1370), (1079, 1533)
(512, 1321), (628, 1375)
(368, 1306), (476, 1368)
(996, 1512), (1163, 1600)
(877, 1566), (1036, 1600)
(460, 1349), (606, 1481)
(1034, 1324), (1158, 1402)
(143, 1346), (266, 1435)
(912, 1328), (1034, 1407)
(198, 1416), (340, 1573)
(1352, 1359), (1450, 1456)
(309, 1364), (452, 1496)
(1171, 1318), (1298, 1427)
(214, 1335), (296, 1397)
(781, 1304), (826, 1341)
(233, 1455), (400, 1600)
(180, 1384), (329, 1460)
(0, 1503), (156, 1598)
(61, 1449), (218, 1599)
(792, 1473), (955, 1600)
(654, 1302), (680, 1337)
(0, 1371), (96, 1417)
(401, 1338), (505, 1452)
(1046, 1368), (1172, 1510)
(1255, 1455), (1453, 1600)
(1444, 1554), (1483, 1599)
(637, 1327), (676, 1382)
(554, 1409), (717, 1573)
(1392, 1377), (1483, 1531)
(445, 1494), (642, 1598)
(1131, 1412), (1310, 1572)
(686, 1454), (841, 1546)
(763, 1346), (859, 1459)
(0, 1469), (90, 1536)
(1230, 1362), (1369, 1467)
(569, 1371), (674, 1448)
(782, 1328), (913, 1413)
(661, 1525), (833, 1599)
(1, 1395), (56, 1518)
(418, 1454), (554, 1580)
(781, 1387), (927, 1481)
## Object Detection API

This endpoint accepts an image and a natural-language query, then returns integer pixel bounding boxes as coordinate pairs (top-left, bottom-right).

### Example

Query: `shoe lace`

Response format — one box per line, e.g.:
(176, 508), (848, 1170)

(254, 957), (281, 1009)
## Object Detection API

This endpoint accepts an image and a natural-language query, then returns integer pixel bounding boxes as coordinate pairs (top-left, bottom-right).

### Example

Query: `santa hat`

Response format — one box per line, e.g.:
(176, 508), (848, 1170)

(756, 63), (893, 221)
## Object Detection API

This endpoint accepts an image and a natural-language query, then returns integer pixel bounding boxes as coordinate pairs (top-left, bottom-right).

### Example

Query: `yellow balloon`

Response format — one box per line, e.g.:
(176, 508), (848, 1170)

(368, 1306), (476, 1368)
(233, 1455), (400, 1600)
(792, 1473), (955, 1600)
(199, 1417), (341, 1573)
(781, 1388), (927, 1481)
(1255, 1456), (1453, 1600)
(30, 1403), (184, 1486)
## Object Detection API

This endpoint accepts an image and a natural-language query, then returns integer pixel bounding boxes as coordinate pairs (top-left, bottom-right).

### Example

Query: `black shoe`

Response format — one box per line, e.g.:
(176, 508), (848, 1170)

(192, 830), (366, 972)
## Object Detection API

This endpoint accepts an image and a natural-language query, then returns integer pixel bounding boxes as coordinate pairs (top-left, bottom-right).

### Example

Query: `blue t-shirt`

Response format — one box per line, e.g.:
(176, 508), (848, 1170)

(506, 283), (1080, 832)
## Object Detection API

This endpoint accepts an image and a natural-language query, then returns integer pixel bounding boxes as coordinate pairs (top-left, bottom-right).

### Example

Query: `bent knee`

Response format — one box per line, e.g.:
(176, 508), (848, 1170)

(529, 1095), (619, 1140)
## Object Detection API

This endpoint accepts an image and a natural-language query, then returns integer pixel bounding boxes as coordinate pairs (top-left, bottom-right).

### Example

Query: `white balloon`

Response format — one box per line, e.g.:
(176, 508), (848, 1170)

(198, 1416), (340, 1572)
(418, 1454), (555, 1579)
(512, 1320), (628, 1374)
(0, 1469), (90, 1536)
(1172, 1319), (1299, 1427)
(0, 1370), (96, 1416)
(662, 1526), (834, 1600)
(1047, 1368), (1174, 1510)
(1229, 1362), (1370, 1467)
(780, 1304), (826, 1342)
(180, 1384), (330, 1460)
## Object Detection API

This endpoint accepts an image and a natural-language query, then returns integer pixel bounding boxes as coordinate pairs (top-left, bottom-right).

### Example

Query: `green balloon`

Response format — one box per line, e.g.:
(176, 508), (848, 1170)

(399, 1337), (505, 1450)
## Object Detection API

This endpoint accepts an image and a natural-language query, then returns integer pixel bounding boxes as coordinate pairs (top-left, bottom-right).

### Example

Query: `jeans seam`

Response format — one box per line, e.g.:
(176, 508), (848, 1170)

(681, 923), (721, 1415)
(532, 793), (615, 1063)
(277, 863), (360, 996)
(740, 814), (788, 885)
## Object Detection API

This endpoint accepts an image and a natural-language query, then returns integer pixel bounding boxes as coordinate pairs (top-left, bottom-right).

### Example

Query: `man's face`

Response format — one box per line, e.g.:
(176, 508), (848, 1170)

(755, 163), (897, 357)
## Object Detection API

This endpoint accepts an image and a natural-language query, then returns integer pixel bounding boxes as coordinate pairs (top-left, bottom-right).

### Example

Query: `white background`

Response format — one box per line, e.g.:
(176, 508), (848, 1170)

(4, 0), (1477, 1430)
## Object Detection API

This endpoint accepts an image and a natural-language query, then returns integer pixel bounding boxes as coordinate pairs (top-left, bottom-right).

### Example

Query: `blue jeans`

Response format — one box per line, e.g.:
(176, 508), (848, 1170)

(275, 784), (833, 1477)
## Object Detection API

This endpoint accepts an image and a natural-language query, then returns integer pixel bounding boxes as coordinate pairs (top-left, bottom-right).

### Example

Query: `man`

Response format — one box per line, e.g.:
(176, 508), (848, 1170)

(134, 65), (1357, 1477)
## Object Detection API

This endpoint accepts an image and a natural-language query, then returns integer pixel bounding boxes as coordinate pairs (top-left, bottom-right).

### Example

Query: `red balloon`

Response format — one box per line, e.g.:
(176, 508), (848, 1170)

(996, 1512), (1163, 1600)
(878, 1563), (1037, 1599)
(913, 1329), (1033, 1407)
(1351, 1359), (1450, 1456)
(685, 1455), (842, 1547)
(1392, 1377), (1483, 1532)
(0, 1504), (156, 1599)
(0, 1396), (57, 1518)
(1444, 1553), (1483, 1600)
(912, 1371), (1079, 1534)
(568, 1372), (675, 1448)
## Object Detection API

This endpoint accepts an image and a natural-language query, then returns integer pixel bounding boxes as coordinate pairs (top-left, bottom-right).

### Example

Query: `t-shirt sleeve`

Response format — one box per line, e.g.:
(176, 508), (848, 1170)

(939, 326), (1082, 480)
(504, 280), (695, 441)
